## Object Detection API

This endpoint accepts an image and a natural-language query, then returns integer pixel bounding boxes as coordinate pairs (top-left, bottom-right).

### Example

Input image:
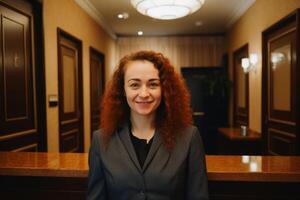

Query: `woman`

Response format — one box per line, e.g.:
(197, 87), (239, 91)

(88, 50), (209, 200)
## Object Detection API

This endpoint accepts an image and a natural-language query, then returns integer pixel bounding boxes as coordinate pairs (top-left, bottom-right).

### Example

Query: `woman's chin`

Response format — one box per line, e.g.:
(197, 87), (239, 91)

(132, 109), (155, 117)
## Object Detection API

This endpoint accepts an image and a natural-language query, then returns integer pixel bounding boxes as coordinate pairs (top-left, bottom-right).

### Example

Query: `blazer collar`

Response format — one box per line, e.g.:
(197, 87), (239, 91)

(142, 129), (163, 172)
(117, 122), (163, 173)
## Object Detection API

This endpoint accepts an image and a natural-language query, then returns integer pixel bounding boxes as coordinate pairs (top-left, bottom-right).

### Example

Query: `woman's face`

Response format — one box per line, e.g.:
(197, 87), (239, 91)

(124, 60), (162, 118)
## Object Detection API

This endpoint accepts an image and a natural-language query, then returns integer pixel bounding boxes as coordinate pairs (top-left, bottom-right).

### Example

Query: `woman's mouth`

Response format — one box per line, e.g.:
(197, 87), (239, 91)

(136, 101), (152, 104)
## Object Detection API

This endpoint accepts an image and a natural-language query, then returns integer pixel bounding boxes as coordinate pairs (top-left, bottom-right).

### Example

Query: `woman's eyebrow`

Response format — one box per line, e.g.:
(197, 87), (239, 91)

(128, 78), (141, 82)
(149, 78), (160, 81)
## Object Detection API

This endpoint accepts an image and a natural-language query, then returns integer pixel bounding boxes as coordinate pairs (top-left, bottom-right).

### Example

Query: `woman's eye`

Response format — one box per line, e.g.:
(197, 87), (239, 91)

(149, 82), (160, 88)
(129, 83), (139, 88)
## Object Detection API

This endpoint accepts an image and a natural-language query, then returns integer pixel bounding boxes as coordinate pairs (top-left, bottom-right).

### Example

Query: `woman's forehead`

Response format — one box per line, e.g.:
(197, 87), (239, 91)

(124, 60), (159, 79)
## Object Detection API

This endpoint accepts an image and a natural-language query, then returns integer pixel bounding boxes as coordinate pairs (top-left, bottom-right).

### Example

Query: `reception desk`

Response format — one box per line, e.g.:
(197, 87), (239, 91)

(0, 152), (300, 199)
(217, 127), (262, 155)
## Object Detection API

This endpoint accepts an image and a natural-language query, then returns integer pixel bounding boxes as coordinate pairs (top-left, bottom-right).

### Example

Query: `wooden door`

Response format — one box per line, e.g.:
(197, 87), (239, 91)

(57, 29), (83, 152)
(262, 10), (299, 155)
(89, 47), (105, 138)
(233, 44), (249, 126)
(0, 0), (43, 151)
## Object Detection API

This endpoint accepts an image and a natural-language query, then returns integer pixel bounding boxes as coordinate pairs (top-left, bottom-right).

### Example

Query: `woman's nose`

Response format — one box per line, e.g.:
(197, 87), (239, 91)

(139, 86), (150, 97)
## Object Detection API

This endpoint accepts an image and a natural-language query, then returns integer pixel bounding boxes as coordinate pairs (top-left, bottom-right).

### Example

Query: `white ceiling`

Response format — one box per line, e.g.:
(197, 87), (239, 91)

(75, 0), (255, 38)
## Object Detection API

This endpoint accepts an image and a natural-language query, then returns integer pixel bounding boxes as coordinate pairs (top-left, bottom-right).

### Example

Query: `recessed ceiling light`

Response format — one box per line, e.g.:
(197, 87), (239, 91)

(117, 12), (129, 19)
(137, 31), (143, 36)
(195, 21), (203, 26)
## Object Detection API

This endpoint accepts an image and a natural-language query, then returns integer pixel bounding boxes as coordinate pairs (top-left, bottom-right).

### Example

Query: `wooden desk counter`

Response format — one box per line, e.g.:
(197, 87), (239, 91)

(218, 127), (261, 141)
(206, 155), (300, 182)
(0, 152), (300, 182)
(0, 152), (88, 177)
(1, 152), (300, 200)
(217, 127), (262, 154)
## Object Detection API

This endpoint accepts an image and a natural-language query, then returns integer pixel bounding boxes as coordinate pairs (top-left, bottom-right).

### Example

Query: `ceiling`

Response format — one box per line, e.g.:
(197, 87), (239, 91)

(75, 0), (255, 38)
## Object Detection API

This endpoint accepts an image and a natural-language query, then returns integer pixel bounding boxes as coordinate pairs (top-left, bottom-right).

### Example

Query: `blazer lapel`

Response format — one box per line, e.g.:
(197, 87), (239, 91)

(142, 130), (163, 172)
(117, 124), (142, 173)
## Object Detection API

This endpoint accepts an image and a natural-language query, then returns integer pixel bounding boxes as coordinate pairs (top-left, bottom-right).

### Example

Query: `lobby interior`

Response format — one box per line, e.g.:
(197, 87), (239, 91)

(0, 0), (300, 199)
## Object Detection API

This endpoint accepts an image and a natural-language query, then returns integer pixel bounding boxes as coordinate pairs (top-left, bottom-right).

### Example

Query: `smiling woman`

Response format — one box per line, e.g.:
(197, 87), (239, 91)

(124, 60), (162, 120)
(87, 50), (209, 200)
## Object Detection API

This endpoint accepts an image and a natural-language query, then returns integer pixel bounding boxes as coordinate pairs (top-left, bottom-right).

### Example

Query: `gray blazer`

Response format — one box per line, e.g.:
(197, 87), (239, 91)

(87, 124), (209, 200)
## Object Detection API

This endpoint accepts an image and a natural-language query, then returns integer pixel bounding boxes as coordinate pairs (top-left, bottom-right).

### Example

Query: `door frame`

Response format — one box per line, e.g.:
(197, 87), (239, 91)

(32, 0), (47, 151)
(262, 9), (300, 154)
(57, 28), (84, 152)
(233, 44), (249, 127)
(89, 47), (105, 138)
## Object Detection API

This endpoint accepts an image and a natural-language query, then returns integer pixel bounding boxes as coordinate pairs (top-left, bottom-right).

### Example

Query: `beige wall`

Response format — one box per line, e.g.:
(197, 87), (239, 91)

(43, 0), (116, 152)
(226, 0), (300, 133)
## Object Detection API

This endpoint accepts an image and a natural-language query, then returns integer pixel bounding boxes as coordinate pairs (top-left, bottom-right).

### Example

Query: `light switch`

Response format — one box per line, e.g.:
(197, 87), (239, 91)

(48, 95), (58, 107)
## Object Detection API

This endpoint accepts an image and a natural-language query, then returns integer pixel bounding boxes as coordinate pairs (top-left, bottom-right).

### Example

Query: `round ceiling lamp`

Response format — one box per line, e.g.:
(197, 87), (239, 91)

(130, 0), (205, 20)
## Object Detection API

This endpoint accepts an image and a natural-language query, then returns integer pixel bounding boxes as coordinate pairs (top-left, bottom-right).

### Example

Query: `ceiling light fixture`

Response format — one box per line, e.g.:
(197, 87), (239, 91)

(117, 12), (129, 19)
(137, 31), (143, 35)
(130, 0), (205, 20)
(195, 21), (203, 26)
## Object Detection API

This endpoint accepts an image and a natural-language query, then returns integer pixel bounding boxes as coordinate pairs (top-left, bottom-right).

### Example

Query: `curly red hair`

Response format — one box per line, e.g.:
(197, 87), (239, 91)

(100, 50), (193, 150)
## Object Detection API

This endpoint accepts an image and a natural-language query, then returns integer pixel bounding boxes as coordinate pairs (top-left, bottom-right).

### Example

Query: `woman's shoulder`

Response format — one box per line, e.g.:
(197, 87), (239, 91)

(91, 128), (119, 144)
(183, 125), (199, 136)
(177, 125), (200, 143)
(91, 129), (107, 146)
(92, 129), (102, 139)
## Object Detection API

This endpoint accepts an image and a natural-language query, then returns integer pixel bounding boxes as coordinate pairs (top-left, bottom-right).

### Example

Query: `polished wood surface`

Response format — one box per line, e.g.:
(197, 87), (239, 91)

(207, 155), (300, 182)
(218, 127), (261, 141)
(0, 152), (88, 177)
(0, 152), (300, 182)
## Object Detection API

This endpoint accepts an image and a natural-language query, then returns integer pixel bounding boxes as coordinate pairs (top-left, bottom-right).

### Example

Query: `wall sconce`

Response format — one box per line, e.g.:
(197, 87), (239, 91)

(271, 52), (285, 70)
(241, 53), (258, 73)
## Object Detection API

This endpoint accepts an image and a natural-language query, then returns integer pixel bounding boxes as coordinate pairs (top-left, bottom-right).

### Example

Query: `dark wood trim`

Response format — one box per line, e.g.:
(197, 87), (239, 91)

(262, 20), (268, 155)
(233, 44), (249, 127)
(1, 176), (300, 200)
(89, 47), (105, 138)
(262, 8), (300, 155)
(89, 47), (105, 92)
(296, 9), (300, 154)
(0, 0), (32, 15)
(31, 0), (47, 151)
(57, 28), (84, 152)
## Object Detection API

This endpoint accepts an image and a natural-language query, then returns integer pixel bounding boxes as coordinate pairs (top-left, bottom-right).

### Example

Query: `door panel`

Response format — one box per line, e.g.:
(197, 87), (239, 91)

(57, 29), (83, 152)
(89, 48), (104, 138)
(0, 1), (38, 151)
(269, 31), (296, 122)
(262, 10), (299, 155)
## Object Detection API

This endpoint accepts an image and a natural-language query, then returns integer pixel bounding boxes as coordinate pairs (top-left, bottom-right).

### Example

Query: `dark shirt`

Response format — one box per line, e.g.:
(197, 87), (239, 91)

(130, 130), (153, 167)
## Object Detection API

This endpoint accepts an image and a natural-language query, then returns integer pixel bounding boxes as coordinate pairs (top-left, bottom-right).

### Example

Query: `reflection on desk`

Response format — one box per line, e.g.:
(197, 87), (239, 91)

(0, 152), (300, 200)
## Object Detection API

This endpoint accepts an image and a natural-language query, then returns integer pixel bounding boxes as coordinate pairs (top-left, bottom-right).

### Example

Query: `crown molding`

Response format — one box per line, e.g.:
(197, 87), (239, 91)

(75, 0), (117, 40)
(226, 0), (256, 29)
